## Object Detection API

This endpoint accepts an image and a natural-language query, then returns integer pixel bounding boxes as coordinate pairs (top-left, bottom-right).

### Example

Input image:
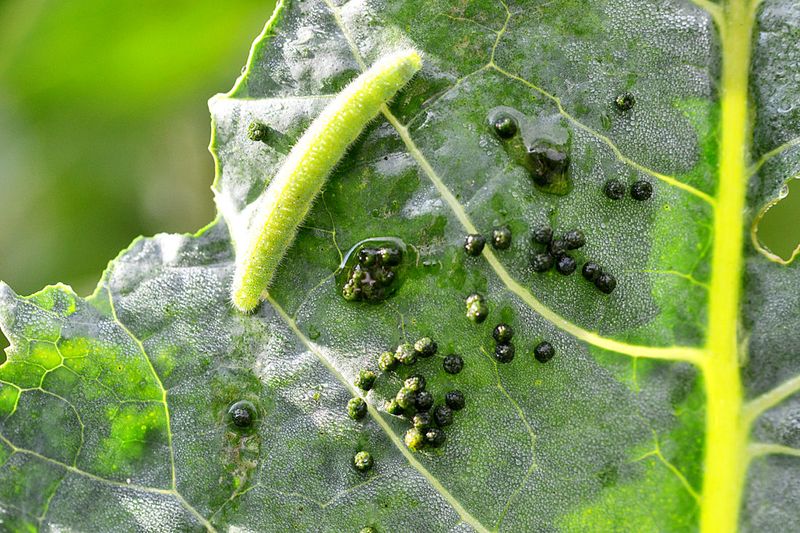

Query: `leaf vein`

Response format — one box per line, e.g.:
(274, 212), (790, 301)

(106, 287), (177, 490)
(265, 293), (491, 533)
(743, 373), (800, 425)
(490, 64), (716, 206)
(481, 348), (536, 531)
(748, 442), (800, 460)
(322, 0), (705, 365)
(750, 135), (800, 175)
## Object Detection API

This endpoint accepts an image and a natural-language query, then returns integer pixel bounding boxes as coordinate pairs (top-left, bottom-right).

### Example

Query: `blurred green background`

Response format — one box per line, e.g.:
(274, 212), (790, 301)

(0, 0), (796, 351)
(0, 0), (276, 303)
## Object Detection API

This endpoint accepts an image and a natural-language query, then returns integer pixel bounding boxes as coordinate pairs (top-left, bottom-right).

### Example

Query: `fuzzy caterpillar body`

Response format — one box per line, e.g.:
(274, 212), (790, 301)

(231, 48), (423, 312)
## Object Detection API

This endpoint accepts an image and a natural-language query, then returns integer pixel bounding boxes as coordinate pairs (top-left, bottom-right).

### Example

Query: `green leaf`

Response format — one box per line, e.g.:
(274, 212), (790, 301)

(1, 0), (799, 531)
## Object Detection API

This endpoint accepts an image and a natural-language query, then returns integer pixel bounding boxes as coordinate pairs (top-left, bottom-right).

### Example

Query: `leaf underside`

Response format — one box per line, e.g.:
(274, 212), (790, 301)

(1, 0), (799, 531)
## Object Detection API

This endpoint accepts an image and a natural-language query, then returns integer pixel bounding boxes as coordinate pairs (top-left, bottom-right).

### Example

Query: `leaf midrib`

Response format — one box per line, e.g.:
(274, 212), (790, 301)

(698, 1), (759, 531)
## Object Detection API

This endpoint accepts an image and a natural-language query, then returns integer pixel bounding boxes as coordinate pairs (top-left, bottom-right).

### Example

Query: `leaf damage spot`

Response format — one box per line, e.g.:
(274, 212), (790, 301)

(752, 176), (800, 265)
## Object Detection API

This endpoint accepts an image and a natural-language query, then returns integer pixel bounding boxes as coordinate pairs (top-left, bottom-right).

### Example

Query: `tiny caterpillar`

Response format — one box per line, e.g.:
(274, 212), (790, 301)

(231, 48), (423, 312)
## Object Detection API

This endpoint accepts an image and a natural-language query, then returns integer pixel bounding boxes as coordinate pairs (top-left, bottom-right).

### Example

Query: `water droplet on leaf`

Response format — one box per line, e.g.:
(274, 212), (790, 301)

(337, 238), (411, 303)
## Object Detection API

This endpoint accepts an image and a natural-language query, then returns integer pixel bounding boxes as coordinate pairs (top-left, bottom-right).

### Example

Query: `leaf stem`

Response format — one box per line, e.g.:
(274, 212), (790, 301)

(699, 1), (756, 531)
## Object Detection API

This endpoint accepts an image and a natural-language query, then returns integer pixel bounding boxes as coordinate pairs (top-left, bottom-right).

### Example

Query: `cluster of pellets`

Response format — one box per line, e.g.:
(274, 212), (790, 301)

(463, 225), (513, 258)
(529, 225), (617, 294)
(348, 337), (467, 467)
(490, 322), (556, 365)
(343, 92), (655, 478)
(342, 245), (403, 303)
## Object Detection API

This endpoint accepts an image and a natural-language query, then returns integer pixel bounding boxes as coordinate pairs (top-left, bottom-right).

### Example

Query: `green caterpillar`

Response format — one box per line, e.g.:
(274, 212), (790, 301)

(231, 48), (423, 312)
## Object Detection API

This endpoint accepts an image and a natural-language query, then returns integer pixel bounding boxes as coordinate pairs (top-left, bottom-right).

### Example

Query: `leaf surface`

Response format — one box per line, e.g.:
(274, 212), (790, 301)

(1, 0), (799, 531)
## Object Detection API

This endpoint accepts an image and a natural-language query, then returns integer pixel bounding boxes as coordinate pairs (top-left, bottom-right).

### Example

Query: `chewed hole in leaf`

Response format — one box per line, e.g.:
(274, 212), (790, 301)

(754, 177), (800, 264)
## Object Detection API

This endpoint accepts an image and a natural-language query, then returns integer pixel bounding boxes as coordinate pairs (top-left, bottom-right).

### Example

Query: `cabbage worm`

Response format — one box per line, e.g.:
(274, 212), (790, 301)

(231, 48), (423, 312)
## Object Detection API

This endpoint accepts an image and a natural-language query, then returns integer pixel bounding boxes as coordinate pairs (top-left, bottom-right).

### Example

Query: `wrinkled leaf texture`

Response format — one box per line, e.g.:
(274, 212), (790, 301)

(1, 0), (799, 531)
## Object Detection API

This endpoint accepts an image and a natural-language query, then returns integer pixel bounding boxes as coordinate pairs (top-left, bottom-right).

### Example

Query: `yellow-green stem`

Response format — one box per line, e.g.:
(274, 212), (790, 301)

(700, 1), (756, 531)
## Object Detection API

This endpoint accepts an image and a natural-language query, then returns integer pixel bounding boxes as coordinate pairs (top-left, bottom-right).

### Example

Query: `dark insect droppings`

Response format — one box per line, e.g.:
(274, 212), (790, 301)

(385, 399), (404, 415)
(466, 294), (483, 307)
(227, 401), (256, 429)
(445, 390), (466, 410)
(595, 272), (617, 294)
(412, 412), (433, 430)
(395, 343), (417, 365)
(534, 341), (556, 363)
(563, 229), (586, 250)
(493, 114), (518, 140)
(465, 293), (489, 324)
(494, 342), (516, 363)
(230, 407), (251, 428)
(604, 179), (626, 200)
(467, 303), (489, 323)
(415, 390), (434, 412)
(555, 254), (577, 275)
(443, 354), (464, 374)
(433, 405), (454, 427)
(404, 375), (426, 392)
(614, 92), (636, 111)
(582, 261), (602, 282)
(414, 337), (438, 358)
(531, 226), (553, 245)
(247, 121), (270, 142)
(491, 226), (513, 250)
(378, 351), (397, 372)
(549, 239), (568, 257)
(404, 428), (425, 451)
(464, 234), (486, 256)
(531, 252), (555, 273)
(355, 369), (377, 391)
(630, 180), (653, 201)
(425, 427), (447, 448)
(527, 143), (570, 187)
(493, 323), (514, 343)
(347, 397), (367, 420)
(358, 248), (378, 267)
(395, 387), (416, 410)
(379, 246), (403, 266)
(353, 451), (373, 472)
